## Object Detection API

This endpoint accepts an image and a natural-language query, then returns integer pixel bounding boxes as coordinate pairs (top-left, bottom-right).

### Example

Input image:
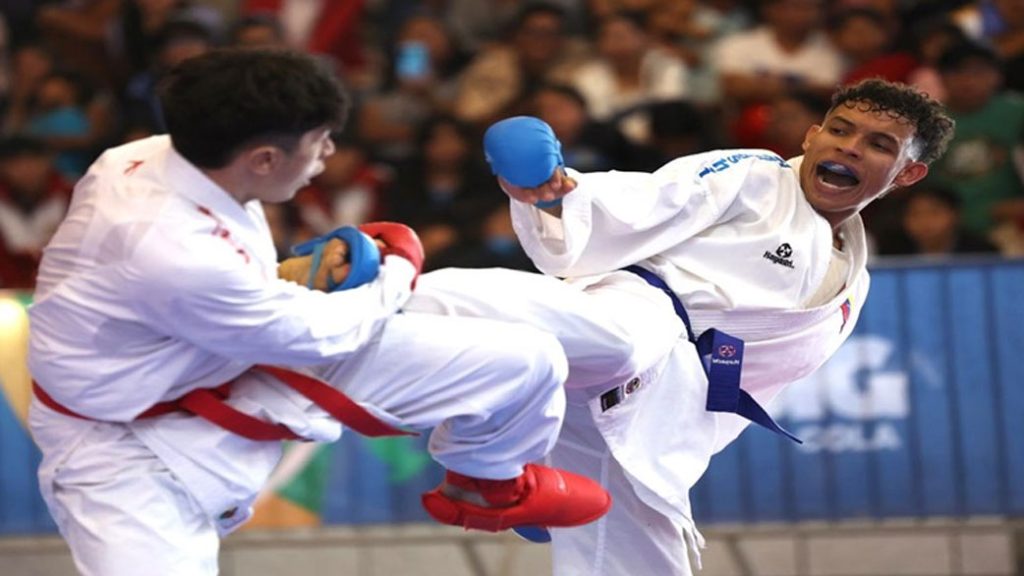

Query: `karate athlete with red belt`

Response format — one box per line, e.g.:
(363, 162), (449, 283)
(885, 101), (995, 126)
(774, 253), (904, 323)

(27, 48), (609, 576)
(403, 79), (954, 575)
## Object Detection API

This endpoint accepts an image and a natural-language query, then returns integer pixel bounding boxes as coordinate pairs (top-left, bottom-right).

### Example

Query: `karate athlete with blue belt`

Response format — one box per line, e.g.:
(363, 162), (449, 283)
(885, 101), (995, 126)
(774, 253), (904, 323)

(403, 79), (954, 575)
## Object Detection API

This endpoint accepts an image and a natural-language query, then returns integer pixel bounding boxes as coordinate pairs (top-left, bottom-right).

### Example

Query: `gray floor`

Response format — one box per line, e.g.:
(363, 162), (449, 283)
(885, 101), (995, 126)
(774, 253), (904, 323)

(1, 519), (1020, 576)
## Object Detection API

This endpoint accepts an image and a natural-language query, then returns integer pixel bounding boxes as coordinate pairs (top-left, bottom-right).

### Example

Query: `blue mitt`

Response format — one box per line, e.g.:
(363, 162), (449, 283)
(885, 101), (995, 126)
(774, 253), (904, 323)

(483, 116), (564, 188)
(291, 226), (381, 292)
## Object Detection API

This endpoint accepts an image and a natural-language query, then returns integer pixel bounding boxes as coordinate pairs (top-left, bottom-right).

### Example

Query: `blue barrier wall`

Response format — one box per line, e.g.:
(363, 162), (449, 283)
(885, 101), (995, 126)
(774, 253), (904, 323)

(1, 259), (1021, 534)
(694, 258), (1024, 523)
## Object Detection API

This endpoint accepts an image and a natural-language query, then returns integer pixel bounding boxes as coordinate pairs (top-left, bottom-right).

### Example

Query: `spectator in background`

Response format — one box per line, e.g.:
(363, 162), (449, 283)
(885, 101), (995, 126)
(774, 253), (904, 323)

(20, 69), (112, 180)
(831, 0), (900, 18)
(764, 89), (830, 159)
(952, 0), (1022, 48)
(123, 19), (213, 134)
(646, 0), (752, 104)
(229, 12), (287, 47)
(530, 82), (649, 172)
(946, 1), (1024, 97)
(648, 0), (712, 66)
(583, 0), (665, 23)
(697, 0), (754, 36)
(293, 133), (390, 236)
(832, 7), (918, 86)
(0, 136), (71, 288)
(36, 0), (222, 90)
(712, 0), (842, 149)
(0, 13), (10, 103)
(646, 98), (718, 166)
(2, 0), (43, 48)
(571, 9), (689, 145)
(390, 114), (495, 260)
(928, 41), (1024, 245)
(429, 202), (538, 272)
(453, 2), (588, 127)
(241, 0), (372, 88)
(906, 16), (969, 102)
(115, 0), (224, 81)
(2, 42), (55, 134)
(712, 0), (842, 106)
(986, 0), (1024, 93)
(357, 13), (464, 165)
(0, 35), (128, 222)
(443, 0), (586, 52)
(877, 184), (999, 256)
(35, 0), (123, 89)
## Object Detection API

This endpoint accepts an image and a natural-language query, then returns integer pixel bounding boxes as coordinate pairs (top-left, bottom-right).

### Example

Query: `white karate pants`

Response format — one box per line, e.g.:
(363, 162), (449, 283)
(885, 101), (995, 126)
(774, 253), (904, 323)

(30, 310), (569, 576)
(407, 267), (696, 576)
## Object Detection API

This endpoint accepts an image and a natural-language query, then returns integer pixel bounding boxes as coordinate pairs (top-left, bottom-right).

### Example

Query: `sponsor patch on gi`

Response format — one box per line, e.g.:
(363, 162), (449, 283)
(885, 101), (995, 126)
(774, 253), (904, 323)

(763, 243), (795, 268)
(599, 387), (622, 412)
(600, 377), (643, 412)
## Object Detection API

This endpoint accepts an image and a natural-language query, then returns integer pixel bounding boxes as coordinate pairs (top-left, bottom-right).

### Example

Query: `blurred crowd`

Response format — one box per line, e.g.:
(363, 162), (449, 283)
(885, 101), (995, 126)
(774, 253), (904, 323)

(1, 0), (1023, 290)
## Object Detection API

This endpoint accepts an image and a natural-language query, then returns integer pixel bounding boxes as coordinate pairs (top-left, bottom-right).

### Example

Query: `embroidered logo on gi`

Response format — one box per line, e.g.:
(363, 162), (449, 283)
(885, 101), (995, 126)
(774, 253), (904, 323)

(763, 243), (795, 268)
(840, 298), (852, 332)
(718, 344), (737, 358)
(697, 152), (790, 178)
(197, 206), (251, 264)
(124, 160), (144, 175)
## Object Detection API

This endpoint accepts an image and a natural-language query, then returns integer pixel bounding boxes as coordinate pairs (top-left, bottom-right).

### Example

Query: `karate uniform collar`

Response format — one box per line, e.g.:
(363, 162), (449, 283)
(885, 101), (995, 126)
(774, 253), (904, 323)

(163, 140), (266, 243)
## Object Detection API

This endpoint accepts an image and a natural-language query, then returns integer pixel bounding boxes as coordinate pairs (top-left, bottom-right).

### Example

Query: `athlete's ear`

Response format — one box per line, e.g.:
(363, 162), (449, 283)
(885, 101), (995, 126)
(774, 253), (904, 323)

(894, 161), (928, 188)
(801, 124), (822, 153)
(245, 145), (281, 176)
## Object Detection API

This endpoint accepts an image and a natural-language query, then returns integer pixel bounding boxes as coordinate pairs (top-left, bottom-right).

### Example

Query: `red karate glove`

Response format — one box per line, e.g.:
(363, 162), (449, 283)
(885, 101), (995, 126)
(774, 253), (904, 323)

(358, 221), (425, 286)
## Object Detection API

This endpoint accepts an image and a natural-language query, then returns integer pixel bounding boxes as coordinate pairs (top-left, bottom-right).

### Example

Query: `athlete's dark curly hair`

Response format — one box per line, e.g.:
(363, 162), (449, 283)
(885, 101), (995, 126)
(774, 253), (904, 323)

(829, 79), (954, 164)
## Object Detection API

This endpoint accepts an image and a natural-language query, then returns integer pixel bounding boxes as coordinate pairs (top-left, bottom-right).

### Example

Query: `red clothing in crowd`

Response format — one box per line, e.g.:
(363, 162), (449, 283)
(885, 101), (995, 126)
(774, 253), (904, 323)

(293, 163), (390, 235)
(242, 0), (367, 74)
(843, 52), (920, 86)
(0, 172), (72, 289)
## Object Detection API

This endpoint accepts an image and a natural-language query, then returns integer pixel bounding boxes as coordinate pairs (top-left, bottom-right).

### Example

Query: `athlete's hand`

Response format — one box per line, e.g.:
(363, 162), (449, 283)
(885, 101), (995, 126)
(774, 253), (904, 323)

(278, 237), (352, 291)
(497, 167), (577, 207)
(484, 116), (574, 209)
(358, 221), (424, 287)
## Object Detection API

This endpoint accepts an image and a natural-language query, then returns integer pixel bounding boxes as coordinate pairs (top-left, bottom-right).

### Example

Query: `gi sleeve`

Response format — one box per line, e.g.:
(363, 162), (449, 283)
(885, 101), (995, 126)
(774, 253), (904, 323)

(123, 228), (415, 366)
(511, 151), (761, 277)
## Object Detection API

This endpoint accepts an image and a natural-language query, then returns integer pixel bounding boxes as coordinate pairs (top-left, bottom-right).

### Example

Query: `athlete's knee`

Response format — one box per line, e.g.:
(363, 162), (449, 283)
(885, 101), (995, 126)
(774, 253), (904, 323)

(405, 268), (502, 316)
(526, 328), (569, 388)
(598, 313), (680, 381)
(582, 324), (644, 381)
(491, 324), (568, 394)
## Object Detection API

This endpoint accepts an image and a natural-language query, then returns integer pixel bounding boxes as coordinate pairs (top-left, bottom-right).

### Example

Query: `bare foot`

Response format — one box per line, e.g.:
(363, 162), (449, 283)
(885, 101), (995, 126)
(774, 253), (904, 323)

(277, 238), (352, 291)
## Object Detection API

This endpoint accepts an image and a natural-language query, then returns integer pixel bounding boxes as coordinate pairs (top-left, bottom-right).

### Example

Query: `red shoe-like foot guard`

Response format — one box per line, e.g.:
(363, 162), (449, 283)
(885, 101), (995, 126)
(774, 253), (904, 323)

(421, 463), (612, 532)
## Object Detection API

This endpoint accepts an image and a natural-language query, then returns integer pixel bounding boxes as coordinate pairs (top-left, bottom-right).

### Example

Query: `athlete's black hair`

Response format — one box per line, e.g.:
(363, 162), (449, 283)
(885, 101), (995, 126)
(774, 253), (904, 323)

(160, 48), (349, 169)
(829, 78), (954, 164)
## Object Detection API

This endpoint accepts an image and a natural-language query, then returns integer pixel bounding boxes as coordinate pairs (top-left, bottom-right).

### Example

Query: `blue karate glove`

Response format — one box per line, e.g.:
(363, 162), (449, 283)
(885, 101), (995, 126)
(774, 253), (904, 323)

(290, 226), (381, 291)
(483, 116), (565, 188)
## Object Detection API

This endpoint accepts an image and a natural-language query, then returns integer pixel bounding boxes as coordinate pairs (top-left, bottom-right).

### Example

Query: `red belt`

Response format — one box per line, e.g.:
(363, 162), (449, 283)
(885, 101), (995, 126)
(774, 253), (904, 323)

(32, 364), (415, 441)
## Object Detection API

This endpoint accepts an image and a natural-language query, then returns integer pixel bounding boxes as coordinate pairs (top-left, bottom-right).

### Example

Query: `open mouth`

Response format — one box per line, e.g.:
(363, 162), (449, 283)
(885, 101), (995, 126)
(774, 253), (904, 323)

(815, 161), (860, 189)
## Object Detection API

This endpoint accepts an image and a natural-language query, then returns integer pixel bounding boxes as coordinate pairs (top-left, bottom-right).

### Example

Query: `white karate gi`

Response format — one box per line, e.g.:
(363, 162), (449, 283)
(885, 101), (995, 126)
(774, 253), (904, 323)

(406, 151), (869, 575)
(28, 135), (569, 576)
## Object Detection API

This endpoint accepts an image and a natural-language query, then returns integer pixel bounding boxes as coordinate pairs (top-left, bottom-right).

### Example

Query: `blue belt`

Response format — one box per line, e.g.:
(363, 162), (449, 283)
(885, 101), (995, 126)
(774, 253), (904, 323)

(622, 265), (800, 444)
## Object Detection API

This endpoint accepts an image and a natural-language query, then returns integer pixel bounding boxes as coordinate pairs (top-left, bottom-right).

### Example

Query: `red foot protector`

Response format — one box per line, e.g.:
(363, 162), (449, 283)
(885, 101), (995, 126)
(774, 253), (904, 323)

(421, 463), (612, 532)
